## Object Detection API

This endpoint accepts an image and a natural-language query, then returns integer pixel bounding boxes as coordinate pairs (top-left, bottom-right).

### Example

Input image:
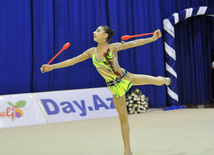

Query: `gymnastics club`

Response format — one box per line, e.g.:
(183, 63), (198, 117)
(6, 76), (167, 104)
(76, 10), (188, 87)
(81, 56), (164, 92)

(47, 42), (70, 65)
(121, 32), (159, 41)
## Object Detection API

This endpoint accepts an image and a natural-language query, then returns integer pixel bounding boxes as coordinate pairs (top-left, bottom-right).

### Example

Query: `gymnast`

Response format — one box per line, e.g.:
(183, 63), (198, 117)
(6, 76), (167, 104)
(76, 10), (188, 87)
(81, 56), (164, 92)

(41, 25), (171, 155)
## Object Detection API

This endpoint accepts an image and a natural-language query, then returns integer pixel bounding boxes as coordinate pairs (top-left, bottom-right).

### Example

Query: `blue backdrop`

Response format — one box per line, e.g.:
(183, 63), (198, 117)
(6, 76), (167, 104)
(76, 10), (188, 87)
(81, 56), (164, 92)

(0, 0), (213, 108)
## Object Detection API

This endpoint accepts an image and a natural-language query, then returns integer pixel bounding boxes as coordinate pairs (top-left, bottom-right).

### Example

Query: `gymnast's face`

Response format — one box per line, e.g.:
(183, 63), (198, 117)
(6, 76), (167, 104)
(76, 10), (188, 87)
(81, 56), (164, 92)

(93, 26), (108, 43)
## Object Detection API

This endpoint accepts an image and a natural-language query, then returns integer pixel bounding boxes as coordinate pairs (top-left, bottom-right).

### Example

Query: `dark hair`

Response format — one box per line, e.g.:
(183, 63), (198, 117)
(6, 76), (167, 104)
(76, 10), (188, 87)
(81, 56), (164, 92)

(100, 25), (114, 43)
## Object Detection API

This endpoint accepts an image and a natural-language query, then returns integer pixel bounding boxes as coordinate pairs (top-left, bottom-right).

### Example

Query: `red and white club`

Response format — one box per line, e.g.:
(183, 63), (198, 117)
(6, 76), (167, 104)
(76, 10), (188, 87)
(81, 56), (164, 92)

(47, 42), (70, 65)
(121, 32), (159, 41)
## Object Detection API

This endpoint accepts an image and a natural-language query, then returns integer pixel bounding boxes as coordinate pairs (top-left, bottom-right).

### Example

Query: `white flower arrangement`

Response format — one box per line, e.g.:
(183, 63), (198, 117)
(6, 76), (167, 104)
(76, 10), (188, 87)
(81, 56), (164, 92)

(126, 88), (149, 114)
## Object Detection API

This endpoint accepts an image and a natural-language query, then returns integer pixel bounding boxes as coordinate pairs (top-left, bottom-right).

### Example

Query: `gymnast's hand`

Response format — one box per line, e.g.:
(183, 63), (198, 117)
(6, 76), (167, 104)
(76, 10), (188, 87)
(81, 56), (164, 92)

(41, 64), (54, 73)
(152, 29), (162, 41)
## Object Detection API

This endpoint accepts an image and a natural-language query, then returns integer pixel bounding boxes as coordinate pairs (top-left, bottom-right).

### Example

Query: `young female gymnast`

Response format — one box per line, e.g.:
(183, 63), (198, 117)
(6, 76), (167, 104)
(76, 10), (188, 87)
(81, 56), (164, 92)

(41, 26), (170, 155)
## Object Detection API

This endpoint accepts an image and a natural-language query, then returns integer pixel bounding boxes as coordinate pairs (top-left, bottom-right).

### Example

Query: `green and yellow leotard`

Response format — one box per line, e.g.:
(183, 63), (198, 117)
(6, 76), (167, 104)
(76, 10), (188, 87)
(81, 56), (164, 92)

(92, 48), (133, 97)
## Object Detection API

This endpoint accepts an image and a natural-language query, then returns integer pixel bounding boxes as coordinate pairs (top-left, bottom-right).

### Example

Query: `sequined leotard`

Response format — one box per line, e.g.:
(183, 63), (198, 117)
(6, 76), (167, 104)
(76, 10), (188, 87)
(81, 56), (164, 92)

(92, 47), (134, 97)
(68, 39), (151, 97)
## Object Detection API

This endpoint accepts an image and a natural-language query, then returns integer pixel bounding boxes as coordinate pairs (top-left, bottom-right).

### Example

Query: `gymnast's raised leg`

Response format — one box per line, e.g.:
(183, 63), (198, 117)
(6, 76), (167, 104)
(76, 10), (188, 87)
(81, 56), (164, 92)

(112, 74), (170, 155)
(132, 74), (171, 86)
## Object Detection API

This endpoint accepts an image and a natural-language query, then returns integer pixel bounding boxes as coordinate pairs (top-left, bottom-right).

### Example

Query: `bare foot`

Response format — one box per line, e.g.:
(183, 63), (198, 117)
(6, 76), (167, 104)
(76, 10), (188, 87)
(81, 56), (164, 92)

(125, 151), (133, 155)
(165, 77), (171, 85)
(157, 76), (171, 86)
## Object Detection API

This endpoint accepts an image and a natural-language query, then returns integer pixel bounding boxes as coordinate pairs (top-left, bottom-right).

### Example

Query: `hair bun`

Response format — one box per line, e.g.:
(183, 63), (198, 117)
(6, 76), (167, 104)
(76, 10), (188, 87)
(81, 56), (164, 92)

(110, 29), (114, 36)
(100, 25), (114, 43)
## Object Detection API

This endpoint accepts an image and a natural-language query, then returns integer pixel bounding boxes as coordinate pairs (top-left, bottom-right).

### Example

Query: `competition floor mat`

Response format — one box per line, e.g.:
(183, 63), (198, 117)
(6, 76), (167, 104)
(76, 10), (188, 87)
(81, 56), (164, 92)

(0, 109), (214, 155)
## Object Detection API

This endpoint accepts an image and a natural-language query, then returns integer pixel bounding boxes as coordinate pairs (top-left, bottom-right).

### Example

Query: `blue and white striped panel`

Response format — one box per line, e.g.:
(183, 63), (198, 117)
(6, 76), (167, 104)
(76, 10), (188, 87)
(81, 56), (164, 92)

(163, 6), (210, 106)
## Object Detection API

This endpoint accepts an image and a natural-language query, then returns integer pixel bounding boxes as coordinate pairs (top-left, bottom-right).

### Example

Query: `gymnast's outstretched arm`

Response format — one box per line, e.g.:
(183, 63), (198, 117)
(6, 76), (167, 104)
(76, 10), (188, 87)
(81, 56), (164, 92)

(112, 29), (161, 52)
(41, 47), (93, 73)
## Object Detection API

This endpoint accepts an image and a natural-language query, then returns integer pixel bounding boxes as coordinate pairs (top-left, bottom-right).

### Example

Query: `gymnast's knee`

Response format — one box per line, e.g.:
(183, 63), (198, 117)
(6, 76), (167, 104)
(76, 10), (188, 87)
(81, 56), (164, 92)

(118, 114), (128, 124)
